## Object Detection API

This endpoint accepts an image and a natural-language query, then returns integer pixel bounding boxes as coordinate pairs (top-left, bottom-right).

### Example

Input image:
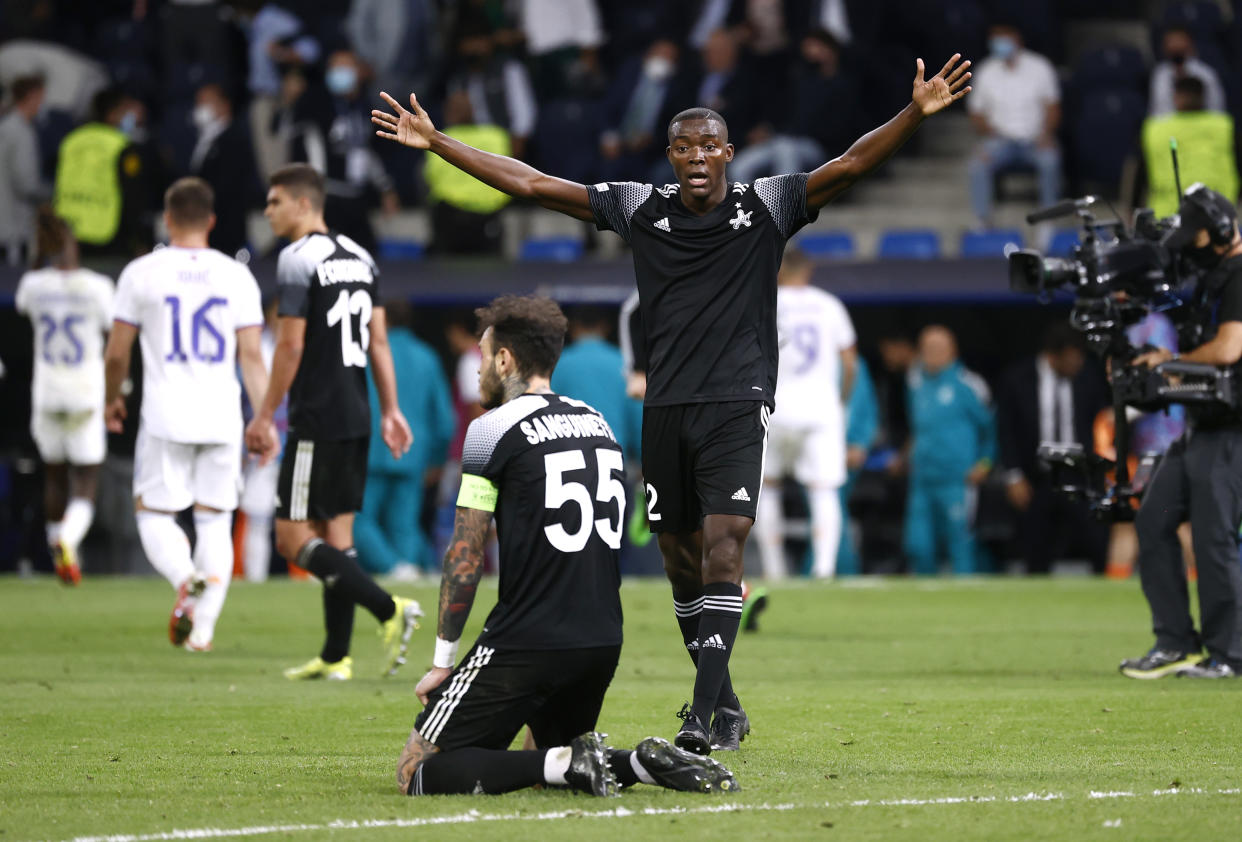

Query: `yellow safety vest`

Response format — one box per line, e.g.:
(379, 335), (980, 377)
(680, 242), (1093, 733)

(1142, 111), (1238, 218)
(425, 125), (513, 215)
(53, 123), (130, 245)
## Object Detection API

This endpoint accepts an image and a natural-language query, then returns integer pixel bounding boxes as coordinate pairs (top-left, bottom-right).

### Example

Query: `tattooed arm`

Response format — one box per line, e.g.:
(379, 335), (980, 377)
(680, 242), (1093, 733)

(413, 505), (492, 707)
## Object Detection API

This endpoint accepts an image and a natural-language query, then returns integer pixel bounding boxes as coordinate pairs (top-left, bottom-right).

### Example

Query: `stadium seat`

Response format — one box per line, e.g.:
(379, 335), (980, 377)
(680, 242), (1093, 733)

(1071, 90), (1146, 193)
(164, 62), (228, 103)
(518, 237), (585, 262)
(1047, 229), (1080, 257)
(530, 98), (602, 187)
(877, 229), (941, 259)
(1071, 45), (1148, 96)
(795, 231), (856, 259)
(377, 240), (426, 261)
(960, 229), (1022, 258)
(1161, 1), (1224, 40)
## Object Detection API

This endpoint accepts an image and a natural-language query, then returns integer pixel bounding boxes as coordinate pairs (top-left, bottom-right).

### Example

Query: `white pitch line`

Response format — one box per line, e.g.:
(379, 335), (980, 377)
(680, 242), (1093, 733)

(50, 787), (1241, 842)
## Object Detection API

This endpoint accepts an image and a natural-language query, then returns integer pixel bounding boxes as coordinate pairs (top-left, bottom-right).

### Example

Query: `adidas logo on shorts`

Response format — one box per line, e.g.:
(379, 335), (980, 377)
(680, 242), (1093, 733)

(731, 487), (751, 502)
(654, 217), (671, 232)
(702, 634), (728, 650)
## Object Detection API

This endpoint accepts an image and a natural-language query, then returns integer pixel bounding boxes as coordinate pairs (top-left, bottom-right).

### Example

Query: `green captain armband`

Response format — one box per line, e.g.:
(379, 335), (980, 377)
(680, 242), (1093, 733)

(457, 474), (499, 512)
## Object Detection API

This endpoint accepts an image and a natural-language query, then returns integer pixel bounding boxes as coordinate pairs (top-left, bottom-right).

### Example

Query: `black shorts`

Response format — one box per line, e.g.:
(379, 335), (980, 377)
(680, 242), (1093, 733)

(274, 434), (368, 521)
(641, 401), (769, 533)
(413, 644), (621, 752)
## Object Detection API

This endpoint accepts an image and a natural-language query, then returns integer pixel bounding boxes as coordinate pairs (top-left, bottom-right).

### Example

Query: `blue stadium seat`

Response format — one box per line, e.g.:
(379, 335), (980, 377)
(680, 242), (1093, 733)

(1048, 229), (1080, 257)
(1071, 45), (1148, 96)
(530, 99), (601, 187)
(877, 229), (941, 259)
(377, 240), (426, 261)
(1161, 1), (1224, 40)
(795, 231), (855, 259)
(519, 237), (585, 262)
(1071, 90), (1146, 192)
(960, 229), (1022, 258)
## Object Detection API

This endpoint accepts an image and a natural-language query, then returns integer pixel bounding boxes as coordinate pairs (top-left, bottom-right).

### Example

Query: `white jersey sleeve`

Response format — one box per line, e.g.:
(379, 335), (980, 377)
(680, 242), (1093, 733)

(113, 263), (144, 327)
(232, 265), (264, 331)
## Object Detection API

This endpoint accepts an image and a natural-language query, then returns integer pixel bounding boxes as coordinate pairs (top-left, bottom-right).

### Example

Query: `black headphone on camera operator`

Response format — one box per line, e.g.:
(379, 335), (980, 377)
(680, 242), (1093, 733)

(1176, 183), (1239, 270)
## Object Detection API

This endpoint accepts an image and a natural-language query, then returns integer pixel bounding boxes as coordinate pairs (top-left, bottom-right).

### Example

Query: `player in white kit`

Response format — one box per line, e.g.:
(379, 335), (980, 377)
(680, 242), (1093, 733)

(103, 178), (275, 650)
(753, 247), (857, 579)
(15, 208), (115, 585)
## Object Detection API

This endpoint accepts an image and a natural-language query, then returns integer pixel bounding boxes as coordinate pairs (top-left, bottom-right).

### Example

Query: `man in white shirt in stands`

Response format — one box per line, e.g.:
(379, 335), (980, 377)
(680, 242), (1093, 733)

(966, 22), (1061, 229)
(104, 177), (275, 651)
(754, 246), (857, 579)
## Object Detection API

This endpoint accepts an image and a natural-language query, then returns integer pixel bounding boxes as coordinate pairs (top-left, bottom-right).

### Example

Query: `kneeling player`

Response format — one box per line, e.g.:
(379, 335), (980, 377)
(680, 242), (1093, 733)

(397, 296), (737, 797)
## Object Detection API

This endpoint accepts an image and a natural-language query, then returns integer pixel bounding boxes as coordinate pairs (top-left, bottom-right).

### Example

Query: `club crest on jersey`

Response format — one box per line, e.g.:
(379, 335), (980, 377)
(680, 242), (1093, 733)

(656, 183), (680, 198)
(729, 205), (753, 230)
(731, 183), (749, 195)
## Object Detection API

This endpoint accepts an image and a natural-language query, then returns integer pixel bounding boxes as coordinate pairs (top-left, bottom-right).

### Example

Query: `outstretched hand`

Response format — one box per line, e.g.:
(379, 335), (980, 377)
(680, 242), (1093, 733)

(371, 92), (436, 149)
(912, 54), (972, 117)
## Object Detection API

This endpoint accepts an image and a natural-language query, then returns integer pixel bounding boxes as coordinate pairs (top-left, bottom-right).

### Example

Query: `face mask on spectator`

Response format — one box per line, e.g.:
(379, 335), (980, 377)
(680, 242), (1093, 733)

(193, 104), (221, 131)
(643, 56), (675, 81)
(989, 36), (1017, 60)
(118, 111), (139, 137)
(1168, 52), (1189, 66)
(326, 66), (358, 96)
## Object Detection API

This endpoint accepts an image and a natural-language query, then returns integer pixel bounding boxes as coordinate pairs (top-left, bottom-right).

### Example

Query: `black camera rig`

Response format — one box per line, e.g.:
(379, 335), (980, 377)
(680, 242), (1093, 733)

(1009, 191), (1239, 520)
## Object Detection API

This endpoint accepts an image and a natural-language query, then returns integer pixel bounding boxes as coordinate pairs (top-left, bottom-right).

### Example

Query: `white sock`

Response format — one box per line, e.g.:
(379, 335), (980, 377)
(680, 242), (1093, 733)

(46, 521), (63, 548)
(243, 513), (272, 583)
(630, 752), (657, 785)
(542, 746), (572, 785)
(136, 511), (195, 589)
(809, 487), (842, 579)
(61, 497), (94, 550)
(189, 509), (234, 647)
(753, 483), (787, 580)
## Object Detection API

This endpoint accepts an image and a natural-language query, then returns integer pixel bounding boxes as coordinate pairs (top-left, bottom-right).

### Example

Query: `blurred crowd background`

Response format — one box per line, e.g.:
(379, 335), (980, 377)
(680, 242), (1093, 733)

(1, 0), (1240, 581)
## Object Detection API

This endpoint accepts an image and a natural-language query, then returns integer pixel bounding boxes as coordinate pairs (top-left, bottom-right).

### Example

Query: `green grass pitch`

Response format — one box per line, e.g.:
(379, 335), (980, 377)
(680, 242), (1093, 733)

(2, 575), (1239, 841)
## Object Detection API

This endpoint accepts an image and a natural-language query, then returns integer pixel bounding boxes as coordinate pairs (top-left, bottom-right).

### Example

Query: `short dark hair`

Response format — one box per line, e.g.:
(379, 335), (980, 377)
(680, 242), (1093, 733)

(269, 163), (325, 211)
(781, 244), (812, 273)
(1174, 75), (1206, 109)
(10, 75), (44, 103)
(667, 107), (728, 143)
(1041, 321), (1085, 354)
(91, 86), (127, 123)
(475, 295), (568, 378)
(164, 176), (215, 227)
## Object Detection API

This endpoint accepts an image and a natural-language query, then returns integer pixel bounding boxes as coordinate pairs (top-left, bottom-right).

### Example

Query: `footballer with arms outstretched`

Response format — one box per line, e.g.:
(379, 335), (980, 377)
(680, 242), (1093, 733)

(375, 52), (972, 754)
(245, 163), (421, 680)
(397, 295), (736, 797)
(104, 177), (272, 651)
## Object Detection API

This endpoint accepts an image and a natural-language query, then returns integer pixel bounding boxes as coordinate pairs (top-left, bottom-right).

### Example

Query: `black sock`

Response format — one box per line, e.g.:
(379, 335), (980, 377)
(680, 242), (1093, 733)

(320, 581), (356, 664)
(300, 540), (396, 623)
(412, 749), (546, 795)
(690, 582), (743, 726)
(673, 587), (739, 711)
(609, 750), (640, 787)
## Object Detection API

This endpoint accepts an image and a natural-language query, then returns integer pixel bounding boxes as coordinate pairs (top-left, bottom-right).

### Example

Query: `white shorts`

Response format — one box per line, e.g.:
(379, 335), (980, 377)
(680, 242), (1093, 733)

(133, 426), (241, 512)
(31, 407), (106, 465)
(239, 457), (279, 517)
(763, 424), (845, 489)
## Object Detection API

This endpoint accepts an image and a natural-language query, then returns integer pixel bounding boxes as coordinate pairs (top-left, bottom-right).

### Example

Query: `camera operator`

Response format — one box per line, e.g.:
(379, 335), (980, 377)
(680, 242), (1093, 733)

(1121, 185), (1242, 680)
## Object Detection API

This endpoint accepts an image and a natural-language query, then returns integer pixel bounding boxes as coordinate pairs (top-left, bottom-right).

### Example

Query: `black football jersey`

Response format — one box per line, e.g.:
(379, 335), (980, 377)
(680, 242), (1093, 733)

(459, 393), (625, 650)
(276, 231), (381, 440)
(588, 175), (817, 409)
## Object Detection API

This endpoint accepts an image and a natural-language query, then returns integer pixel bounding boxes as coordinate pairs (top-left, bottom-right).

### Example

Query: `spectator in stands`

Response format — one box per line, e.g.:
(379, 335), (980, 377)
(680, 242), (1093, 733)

(876, 333), (915, 450)
(446, 12), (538, 160)
(0, 75), (48, 265)
(966, 22), (1061, 230)
(519, 0), (606, 99)
(355, 302), (454, 581)
(345, 0), (441, 101)
(682, 28), (760, 146)
(53, 87), (153, 265)
(731, 28), (859, 182)
(996, 322), (1110, 575)
(903, 325), (995, 575)
(838, 354), (879, 576)
(424, 90), (511, 254)
(599, 39), (682, 183)
(236, 0), (321, 179)
(550, 306), (642, 460)
(288, 49), (399, 253)
(1149, 24), (1226, 118)
(1142, 76), (1238, 218)
(189, 83), (261, 258)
